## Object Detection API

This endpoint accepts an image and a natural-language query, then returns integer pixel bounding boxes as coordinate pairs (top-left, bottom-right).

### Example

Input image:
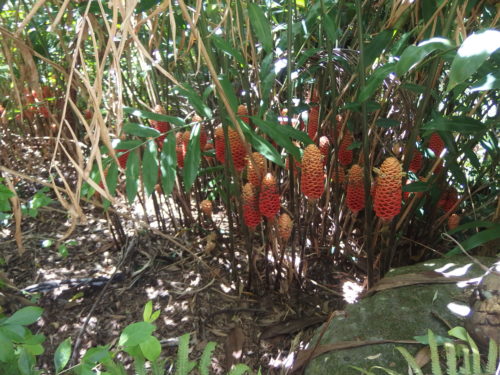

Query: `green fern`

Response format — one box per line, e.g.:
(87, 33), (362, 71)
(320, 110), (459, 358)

(486, 339), (498, 374)
(428, 329), (443, 375)
(198, 341), (217, 375)
(227, 363), (253, 375)
(395, 347), (424, 375)
(461, 345), (471, 374)
(175, 333), (197, 375)
(444, 342), (457, 375)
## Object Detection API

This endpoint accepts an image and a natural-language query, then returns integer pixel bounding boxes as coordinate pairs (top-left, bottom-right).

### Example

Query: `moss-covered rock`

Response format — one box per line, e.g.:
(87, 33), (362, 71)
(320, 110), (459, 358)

(305, 256), (496, 375)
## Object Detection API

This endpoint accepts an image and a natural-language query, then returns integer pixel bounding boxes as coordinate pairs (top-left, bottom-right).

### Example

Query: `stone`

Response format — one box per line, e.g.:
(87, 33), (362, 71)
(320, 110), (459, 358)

(305, 256), (497, 375)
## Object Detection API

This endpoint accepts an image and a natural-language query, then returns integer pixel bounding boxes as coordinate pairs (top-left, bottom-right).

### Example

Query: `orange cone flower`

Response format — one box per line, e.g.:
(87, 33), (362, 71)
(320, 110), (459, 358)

(331, 166), (346, 187)
(247, 152), (266, 186)
(182, 130), (191, 150)
(237, 104), (250, 125)
(228, 127), (247, 172)
(242, 183), (261, 229)
(301, 144), (324, 200)
(338, 131), (353, 166)
(374, 157), (402, 221)
(448, 214), (460, 230)
(319, 136), (330, 166)
(151, 105), (170, 148)
(308, 105), (319, 141)
(429, 133), (444, 173)
(409, 149), (423, 173)
(278, 213), (293, 242)
(346, 164), (365, 213)
(438, 187), (458, 212)
(215, 125), (225, 164)
(259, 173), (280, 219)
(176, 132), (186, 168)
(200, 199), (213, 216)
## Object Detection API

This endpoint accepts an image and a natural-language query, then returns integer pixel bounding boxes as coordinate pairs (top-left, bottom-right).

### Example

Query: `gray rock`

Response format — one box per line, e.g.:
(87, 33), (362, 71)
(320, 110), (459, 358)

(305, 256), (497, 375)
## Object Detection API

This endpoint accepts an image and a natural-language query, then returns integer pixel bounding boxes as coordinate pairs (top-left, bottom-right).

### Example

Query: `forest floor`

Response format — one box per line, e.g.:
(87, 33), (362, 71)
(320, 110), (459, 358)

(0, 158), (354, 374)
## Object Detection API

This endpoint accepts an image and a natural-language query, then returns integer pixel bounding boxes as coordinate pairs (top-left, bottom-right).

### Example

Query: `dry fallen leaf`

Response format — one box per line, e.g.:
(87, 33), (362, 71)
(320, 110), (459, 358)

(225, 324), (245, 370)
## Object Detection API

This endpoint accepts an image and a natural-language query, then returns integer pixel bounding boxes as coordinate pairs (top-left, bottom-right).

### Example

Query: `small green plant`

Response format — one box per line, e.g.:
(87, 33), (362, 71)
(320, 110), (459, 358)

(21, 187), (53, 219)
(0, 306), (45, 375)
(352, 327), (499, 375)
(0, 179), (14, 225)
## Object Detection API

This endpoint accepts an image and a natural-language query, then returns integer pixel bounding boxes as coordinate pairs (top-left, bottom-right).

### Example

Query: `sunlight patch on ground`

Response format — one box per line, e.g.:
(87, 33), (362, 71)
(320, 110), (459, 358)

(447, 302), (470, 317)
(342, 280), (364, 304)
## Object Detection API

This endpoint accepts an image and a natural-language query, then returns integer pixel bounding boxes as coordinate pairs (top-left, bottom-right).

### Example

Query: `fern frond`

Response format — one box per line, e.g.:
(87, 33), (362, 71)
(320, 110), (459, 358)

(348, 365), (377, 374)
(395, 346), (424, 375)
(428, 330), (443, 375)
(460, 345), (471, 375)
(371, 365), (403, 375)
(465, 332), (481, 375)
(198, 341), (217, 375)
(175, 333), (196, 375)
(444, 342), (456, 375)
(486, 339), (498, 374)
(227, 363), (252, 375)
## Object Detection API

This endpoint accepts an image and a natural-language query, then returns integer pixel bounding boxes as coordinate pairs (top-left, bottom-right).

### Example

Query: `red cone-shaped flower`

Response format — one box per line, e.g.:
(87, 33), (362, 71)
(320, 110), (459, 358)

(277, 213), (293, 242)
(176, 132), (186, 168)
(301, 144), (324, 200)
(228, 127), (247, 172)
(259, 173), (280, 220)
(308, 105), (319, 141)
(374, 157), (402, 221)
(338, 131), (353, 166)
(247, 152), (266, 186)
(151, 105), (171, 148)
(242, 183), (261, 229)
(409, 149), (423, 173)
(346, 164), (365, 213)
(215, 125), (225, 164)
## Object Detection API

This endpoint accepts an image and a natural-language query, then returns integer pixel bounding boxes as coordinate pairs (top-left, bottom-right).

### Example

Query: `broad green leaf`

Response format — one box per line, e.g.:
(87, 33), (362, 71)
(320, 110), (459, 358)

(139, 335), (161, 361)
(125, 150), (140, 203)
(248, 3), (273, 53)
(446, 225), (500, 256)
(471, 71), (500, 92)
(123, 122), (160, 138)
(143, 301), (153, 322)
(105, 162), (119, 197)
(358, 62), (396, 103)
(4, 306), (43, 326)
(376, 118), (400, 128)
(124, 106), (185, 127)
(183, 123), (201, 193)
(0, 332), (14, 361)
(25, 343), (44, 355)
(278, 123), (313, 145)
(251, 117), (301, 160)
(210, 35), (245, 65)
(0, 324), (27, 341)
(114, 140), (143, 150)
(119, 322), (155, 347)
(54, 338), (72, 373)
(176, 85), (212, 119)
(323, 13), (338, 45)
(219, 75), (238, 113)
(136, 0), (161, 13)
(160, 132), (177, 196)
(239, 120), (284, 167)
(363, 30), (393, 69)
(447, 160), (467, 186)
(447, 29), (500, 91)
(17, 347), (34, 375)
(448, 220), (495, 235)
(142, 140), (159, 197)
(448, 326), (469, 341)
(402, 181), (430, 193)
(422, 116), (485, 134)
(396, 37), (453, 76)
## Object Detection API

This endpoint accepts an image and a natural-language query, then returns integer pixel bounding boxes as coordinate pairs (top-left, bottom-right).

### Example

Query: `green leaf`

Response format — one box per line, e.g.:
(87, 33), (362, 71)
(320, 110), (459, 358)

(363, 30), (393, 69)
(142, 140), (159, 197)
(25, 343), (44, 356)
(279, 125), (313, 146)
(4, 306), (43, 326)
(143, 301), (153, 322)
(17, 347), (34, 375)
(123, 122), (160, 138)
(54, 338), (72, 373)
(136, 0), (161, 13)
(422, 116), (485, 134)
(448, 220), (496, 235)
(176, 333), (197, 375)
(323, 13), (338, 45)
(248, 3), (273, 53)
(119, 322), (155, 347)
(228, 364), (253, 375)
(402, 181), (430, 192)
(210, 35), (245, 65)
(240, 123), (283, 167)
(114, 140), (143, 150)
(125, 150), (140, 203)
(448, 326), (469, 341)
(358, 63), (396, 103)
(160, 132), (177, 196)
(471, 71), (500, 92)
(183, 123), (201, 193)
(251, 117), (301, 160)
(396, 37), (453, 77)
(447, 29), (500, 91)
(139, 335), (161, 362)
(124, 106), (185, 127)
(219, 75), (238, 113)
(376, 118), (400, 128)
(446, 225), (500, 256)
(176, 85), (212, 119)
(0, 332), (14, 361)
(198, 342), (217, 375)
